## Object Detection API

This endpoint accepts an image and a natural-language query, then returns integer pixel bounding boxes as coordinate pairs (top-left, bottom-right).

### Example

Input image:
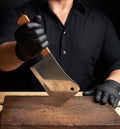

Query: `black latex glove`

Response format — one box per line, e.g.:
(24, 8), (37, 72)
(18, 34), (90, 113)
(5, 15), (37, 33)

(83, 80), (120, 108)
(15, 15), (49, 61)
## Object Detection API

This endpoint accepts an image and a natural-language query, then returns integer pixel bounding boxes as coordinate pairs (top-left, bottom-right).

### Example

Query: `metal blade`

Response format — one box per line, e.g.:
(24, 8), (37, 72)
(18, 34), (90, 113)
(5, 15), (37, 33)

(30, 52), (80, 106)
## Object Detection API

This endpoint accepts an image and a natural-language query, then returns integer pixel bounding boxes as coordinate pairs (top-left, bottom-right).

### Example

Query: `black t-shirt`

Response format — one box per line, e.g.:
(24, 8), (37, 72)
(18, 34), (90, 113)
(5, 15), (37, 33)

(0, 0), (120, 91)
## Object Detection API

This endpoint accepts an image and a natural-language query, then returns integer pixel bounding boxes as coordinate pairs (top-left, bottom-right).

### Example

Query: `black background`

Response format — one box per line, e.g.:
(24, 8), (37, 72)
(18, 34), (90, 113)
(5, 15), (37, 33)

(0, 0), (29, 10)
(0, 0), (120, 37)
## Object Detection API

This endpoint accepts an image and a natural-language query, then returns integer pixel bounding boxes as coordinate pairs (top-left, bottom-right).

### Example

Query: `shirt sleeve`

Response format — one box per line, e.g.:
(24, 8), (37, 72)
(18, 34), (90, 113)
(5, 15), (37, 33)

(101, 15), (120, 73)
(0, 9), (20, 43)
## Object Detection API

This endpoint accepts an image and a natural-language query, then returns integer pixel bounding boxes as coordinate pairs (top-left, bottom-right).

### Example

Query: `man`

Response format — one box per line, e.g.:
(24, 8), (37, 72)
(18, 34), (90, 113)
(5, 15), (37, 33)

(0, 0), (120, 108)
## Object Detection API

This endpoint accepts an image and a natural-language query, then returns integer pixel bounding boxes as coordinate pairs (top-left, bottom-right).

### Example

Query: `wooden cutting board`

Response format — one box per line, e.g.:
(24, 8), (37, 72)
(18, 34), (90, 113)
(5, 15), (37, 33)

(0, 96), (120, 129)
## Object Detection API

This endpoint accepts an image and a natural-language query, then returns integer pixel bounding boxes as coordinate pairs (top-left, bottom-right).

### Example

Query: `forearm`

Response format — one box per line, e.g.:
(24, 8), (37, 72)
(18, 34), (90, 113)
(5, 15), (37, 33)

(0, 41), (24, 71)
(106, 69), (120, 83)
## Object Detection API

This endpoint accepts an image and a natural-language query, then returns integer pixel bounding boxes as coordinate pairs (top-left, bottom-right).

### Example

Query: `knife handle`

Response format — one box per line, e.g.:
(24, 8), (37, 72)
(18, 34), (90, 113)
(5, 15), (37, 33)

(17, 14), (50, 57)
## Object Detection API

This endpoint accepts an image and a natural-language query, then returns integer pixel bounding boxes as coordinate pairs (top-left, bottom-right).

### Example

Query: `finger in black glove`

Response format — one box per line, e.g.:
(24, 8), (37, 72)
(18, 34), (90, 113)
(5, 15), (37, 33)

(15, 15), (49, 61)
(83, 80), (120, 108)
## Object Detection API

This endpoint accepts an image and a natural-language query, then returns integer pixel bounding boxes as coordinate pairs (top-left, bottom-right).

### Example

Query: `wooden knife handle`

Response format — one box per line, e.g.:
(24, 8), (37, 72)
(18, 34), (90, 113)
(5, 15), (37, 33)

(17, 14), (50, 57)
(17, 14), (30, 25)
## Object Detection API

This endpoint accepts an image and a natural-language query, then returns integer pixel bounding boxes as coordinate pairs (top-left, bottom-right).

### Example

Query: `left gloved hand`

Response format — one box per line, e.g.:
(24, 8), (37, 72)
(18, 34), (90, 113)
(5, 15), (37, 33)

(83, 80), (120, 108)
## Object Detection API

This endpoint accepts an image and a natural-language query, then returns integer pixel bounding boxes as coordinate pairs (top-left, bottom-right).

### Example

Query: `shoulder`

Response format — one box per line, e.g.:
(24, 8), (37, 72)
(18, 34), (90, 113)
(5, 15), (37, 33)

(85, 6), (112, 24)
(83, 5), (114, 30)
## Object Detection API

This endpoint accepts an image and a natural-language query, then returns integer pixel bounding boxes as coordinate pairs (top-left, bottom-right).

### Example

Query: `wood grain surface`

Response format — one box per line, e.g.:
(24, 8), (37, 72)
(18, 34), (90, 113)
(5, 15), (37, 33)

(0, 92), (120, 115)
(0, 96), (120, 129)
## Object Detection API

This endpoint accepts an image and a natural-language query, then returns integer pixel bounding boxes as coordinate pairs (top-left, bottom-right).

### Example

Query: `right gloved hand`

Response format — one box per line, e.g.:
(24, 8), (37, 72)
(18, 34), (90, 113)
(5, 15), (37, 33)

(14, 15), (49, 61)
(83, 80), (120, 108)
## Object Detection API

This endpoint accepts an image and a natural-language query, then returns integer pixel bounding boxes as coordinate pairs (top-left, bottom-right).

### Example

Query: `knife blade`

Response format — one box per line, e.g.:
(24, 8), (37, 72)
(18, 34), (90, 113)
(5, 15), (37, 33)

(17, 14), (80, 106)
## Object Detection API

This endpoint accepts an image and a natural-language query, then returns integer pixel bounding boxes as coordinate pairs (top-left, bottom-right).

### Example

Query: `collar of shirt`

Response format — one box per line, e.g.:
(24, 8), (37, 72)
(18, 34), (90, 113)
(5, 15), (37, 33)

(37, 0), (85, 14)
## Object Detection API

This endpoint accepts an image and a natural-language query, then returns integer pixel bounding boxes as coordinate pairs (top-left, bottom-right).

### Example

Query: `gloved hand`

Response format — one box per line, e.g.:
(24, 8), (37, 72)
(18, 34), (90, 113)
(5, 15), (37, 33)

(83, 80), (120, 108)
(15, 15), (49, 61)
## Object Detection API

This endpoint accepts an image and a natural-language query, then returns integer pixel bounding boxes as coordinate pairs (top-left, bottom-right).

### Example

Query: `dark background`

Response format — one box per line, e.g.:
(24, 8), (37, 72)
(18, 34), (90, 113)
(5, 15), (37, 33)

(0, 0), (29, 10)
(0, 0), (120, 37)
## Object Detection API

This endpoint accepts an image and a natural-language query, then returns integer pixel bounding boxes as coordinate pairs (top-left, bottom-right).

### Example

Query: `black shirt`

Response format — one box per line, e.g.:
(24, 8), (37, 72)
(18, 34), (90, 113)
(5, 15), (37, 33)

(0, 0), (120, 91)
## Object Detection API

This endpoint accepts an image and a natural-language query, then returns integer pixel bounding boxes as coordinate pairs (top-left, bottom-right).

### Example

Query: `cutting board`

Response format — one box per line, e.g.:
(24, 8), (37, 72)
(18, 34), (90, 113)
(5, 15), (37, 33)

(0, 96), (120, 129)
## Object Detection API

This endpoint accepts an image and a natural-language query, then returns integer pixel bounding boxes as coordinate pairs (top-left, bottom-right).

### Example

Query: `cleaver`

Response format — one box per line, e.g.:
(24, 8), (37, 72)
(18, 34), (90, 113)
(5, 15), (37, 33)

(17, 15), (80, 106)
